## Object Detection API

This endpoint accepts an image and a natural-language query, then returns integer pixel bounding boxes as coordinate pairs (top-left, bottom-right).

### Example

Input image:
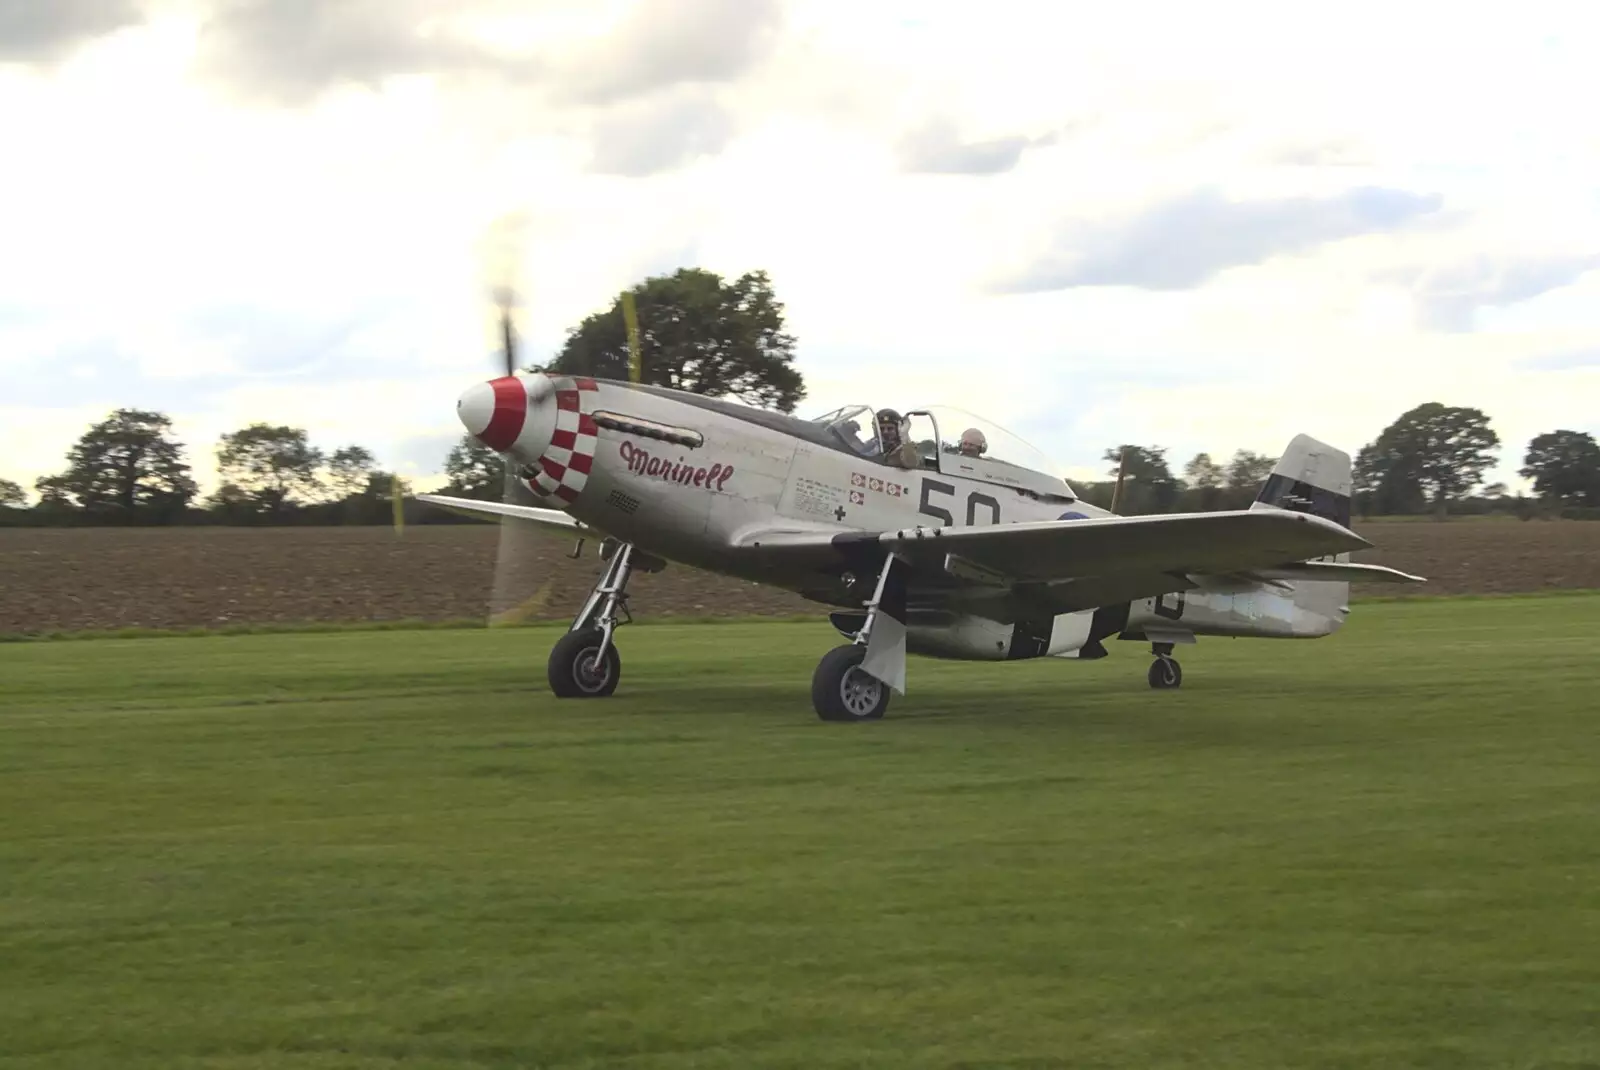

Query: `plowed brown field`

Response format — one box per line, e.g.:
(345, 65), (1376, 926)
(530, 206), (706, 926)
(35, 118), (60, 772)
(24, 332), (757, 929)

(2, 520), (1597, 634)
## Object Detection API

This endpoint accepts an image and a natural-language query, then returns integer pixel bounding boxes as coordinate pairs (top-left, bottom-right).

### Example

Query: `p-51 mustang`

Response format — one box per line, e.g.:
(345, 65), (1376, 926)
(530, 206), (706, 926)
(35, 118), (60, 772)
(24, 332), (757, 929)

(418, 372), (1423, 721)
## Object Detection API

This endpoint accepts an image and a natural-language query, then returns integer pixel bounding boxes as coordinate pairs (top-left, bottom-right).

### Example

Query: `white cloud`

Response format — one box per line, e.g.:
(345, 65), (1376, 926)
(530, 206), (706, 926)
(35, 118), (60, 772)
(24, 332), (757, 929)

(0, 0), (145, 63)
(4, 0), (1599, 501)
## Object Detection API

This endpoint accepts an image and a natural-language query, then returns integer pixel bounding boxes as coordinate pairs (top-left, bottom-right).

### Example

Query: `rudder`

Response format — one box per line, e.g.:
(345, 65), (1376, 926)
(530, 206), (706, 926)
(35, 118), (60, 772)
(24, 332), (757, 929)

(1251, 433), (1353, 529)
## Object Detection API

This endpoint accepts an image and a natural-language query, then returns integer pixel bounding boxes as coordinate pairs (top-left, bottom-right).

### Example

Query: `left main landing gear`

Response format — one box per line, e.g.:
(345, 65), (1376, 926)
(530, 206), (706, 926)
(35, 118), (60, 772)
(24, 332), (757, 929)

(1148, 642), (1182, 690)
(548, 627), (621, 697)
(549, 540), (636, 699)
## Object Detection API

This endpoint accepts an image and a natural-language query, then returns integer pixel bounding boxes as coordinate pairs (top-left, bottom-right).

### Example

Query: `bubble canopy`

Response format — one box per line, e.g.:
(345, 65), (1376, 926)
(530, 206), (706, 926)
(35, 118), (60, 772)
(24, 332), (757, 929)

(809, 404), (882, 458)
(808, 403), (1078, 500)
(915, 406), (1058, 470)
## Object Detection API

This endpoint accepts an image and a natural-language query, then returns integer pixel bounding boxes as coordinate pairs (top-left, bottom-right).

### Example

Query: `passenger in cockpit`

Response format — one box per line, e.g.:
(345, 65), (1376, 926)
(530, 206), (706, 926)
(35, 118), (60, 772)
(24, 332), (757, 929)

(957, 428), (987, 457)
(876, 409), (921, 468)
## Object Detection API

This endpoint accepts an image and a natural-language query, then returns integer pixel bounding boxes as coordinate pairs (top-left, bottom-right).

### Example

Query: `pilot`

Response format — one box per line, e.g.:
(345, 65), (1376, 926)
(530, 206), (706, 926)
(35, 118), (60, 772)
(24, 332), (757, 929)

(875, 408), (921, 468)
(957, 428), (987, 458)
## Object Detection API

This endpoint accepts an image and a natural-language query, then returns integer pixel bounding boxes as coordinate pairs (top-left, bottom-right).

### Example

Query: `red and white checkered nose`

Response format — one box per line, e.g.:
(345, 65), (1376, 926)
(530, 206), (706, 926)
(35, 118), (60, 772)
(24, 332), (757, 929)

(455, 374), (555, 461)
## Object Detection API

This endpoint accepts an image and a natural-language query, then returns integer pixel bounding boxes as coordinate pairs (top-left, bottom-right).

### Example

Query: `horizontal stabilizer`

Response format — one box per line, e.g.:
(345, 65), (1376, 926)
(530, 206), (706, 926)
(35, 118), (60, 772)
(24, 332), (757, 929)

(414, 493), (591, 534)
(1247, 561), (1425, 584)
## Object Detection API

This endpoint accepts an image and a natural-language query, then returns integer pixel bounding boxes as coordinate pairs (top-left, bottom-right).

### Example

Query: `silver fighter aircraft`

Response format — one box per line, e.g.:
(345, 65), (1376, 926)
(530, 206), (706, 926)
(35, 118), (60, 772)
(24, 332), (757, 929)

(419, 371), (1423, 721)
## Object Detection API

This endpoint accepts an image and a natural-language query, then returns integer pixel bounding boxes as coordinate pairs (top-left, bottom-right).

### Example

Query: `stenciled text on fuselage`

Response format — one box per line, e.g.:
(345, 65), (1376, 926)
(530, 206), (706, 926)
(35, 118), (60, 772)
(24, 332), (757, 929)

(619, 441), (734, 491)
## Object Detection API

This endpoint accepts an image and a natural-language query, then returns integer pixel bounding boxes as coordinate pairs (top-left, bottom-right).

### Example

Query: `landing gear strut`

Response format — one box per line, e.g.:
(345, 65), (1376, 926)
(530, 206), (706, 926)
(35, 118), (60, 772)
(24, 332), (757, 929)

(1147, 641), (1182, 690)
(548, 540), (635, 698)
(812, 555), (904, 722)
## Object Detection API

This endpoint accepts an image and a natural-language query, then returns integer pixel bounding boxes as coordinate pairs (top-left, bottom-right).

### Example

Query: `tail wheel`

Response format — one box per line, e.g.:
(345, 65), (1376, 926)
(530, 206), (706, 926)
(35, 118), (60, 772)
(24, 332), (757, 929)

(812, 644), (890, 722)
(1148, 656), (1182, 690)
(549, 627), (622, 699)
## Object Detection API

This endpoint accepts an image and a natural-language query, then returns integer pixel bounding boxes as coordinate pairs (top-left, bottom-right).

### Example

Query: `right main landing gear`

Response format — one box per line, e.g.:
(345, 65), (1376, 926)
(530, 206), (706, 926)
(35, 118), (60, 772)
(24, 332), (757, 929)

(812, 644), (891, 722)
(548, 540), (635, 698)
(812, 554), (904, 722)
(1148, 641), (1182, 690)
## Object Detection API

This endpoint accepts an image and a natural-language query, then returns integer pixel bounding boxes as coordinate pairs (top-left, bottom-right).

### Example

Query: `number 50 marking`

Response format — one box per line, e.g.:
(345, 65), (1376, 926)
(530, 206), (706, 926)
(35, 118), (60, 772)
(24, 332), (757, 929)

(919, 478), (1001, 527)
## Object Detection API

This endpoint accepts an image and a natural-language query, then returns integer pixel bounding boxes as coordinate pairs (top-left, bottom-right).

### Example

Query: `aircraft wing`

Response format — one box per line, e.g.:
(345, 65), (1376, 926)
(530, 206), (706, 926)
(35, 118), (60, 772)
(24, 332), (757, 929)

(741, 509), (1400, 608)
(414, 493), (591, 535)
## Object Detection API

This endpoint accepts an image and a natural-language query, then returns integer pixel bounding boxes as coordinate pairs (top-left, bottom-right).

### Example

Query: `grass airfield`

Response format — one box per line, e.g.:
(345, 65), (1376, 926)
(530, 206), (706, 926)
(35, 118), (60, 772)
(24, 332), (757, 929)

(3, 595), (1598, 1069)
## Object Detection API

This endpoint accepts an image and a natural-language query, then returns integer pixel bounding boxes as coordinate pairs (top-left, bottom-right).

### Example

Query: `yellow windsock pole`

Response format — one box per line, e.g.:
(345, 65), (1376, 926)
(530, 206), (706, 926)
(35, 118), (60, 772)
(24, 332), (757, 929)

(621, 289), (642, 383)
(1109, 450), (1128, 515)
(391, 473), (406, 536)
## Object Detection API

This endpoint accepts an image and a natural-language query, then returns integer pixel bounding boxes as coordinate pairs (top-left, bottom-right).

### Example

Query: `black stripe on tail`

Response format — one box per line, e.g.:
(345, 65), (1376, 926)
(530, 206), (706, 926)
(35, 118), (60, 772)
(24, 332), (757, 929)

(1256, 474), (1352, 528)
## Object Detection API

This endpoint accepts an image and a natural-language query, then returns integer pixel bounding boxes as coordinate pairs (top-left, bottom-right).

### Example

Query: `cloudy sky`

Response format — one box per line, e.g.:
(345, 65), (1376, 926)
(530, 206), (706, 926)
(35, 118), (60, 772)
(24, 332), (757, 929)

(3, 0), (1598, 498)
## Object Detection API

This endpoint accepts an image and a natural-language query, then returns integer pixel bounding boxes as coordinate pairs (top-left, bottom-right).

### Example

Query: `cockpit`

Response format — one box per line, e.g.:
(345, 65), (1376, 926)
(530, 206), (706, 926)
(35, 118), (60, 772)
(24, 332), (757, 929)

(808, 403), (1078, 501)
(811, 405), (883, 459)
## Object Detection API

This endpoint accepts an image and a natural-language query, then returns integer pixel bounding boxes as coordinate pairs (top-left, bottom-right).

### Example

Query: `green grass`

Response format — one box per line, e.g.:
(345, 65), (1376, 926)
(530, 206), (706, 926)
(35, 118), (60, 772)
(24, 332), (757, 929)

(0, 615), (832, 644)
(3, 596), (1598, 1069)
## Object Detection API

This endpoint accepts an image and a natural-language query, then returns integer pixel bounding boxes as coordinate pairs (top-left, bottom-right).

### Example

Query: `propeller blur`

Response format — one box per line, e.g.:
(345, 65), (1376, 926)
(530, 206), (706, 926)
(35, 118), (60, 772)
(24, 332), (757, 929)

(418, 373), (1424, 721)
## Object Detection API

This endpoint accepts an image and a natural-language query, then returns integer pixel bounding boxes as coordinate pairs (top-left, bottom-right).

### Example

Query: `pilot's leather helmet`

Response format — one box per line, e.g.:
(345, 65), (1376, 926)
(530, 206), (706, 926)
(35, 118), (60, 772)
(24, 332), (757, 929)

(876, 408), (904, 441)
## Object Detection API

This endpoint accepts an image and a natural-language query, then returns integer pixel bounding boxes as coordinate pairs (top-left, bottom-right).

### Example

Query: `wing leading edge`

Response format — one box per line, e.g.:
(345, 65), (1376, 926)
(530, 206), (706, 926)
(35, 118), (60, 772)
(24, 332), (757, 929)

(414, 493), (590, 535)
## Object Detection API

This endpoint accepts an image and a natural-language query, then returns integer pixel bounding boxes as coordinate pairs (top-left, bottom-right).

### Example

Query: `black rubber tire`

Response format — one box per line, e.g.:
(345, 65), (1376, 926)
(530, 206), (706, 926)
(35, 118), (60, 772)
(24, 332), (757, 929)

(548, 627), (622, 698)
(811, 644), (890, 722)
(1147, 656), (1182, 690)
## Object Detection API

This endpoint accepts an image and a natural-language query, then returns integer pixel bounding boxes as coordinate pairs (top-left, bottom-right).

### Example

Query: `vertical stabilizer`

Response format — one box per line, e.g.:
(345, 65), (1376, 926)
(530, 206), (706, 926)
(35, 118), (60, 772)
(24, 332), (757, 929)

(1250, 434), (1355, 632)
(1251, 434), (1353, 528)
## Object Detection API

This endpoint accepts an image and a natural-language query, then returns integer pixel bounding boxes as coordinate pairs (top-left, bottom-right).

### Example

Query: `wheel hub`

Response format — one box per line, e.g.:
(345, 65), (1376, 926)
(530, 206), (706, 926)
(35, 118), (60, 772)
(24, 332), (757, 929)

(576, 648), (609, 690)
(839, 666), (883, 717)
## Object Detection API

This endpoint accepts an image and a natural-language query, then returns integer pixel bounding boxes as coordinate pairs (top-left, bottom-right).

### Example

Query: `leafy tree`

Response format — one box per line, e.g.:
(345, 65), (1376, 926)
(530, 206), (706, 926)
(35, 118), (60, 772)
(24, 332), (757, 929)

(0, 478), (24, 507)
(34, 408), (197, 520)
(1103, 445), (1180, 513)
(1225, 449), (1275, 491)
(1181, 452), (1226, 510)
(1183, 452), (1224, 489)
(216, 424), (324, 516)
(441, 435), (506, 500)
(1357, 403), (1499, 518)
(202, 482), (255, 523)
(34, 475), (72, 508)
(324, 445), (377, 501)
(1354, 441), (1423, 517)
(548, 267), (805, 412)
(363, 471), (401, 498)
(1520, 430), (1600, 506)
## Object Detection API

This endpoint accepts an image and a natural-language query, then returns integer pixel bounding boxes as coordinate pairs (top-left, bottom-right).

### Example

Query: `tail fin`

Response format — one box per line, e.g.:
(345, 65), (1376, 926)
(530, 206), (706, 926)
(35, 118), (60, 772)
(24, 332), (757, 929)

(1250, 434), (1354, 633)
(1250, 433), (1353, 529)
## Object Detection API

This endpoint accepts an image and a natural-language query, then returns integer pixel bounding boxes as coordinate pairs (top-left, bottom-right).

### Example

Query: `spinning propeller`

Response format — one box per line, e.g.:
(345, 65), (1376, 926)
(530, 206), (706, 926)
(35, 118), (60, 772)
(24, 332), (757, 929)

(470, 214), (645, 626)
(482, 235), (556, 627)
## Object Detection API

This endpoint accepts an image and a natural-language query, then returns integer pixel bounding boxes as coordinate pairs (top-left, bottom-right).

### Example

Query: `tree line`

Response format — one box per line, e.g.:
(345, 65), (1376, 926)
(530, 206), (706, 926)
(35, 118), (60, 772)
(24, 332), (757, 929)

(1074, 403), (1600, 520)
(0, 410), (400, 527)
(0, 267), (804, 527)
(3, 267), (1598, 524)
